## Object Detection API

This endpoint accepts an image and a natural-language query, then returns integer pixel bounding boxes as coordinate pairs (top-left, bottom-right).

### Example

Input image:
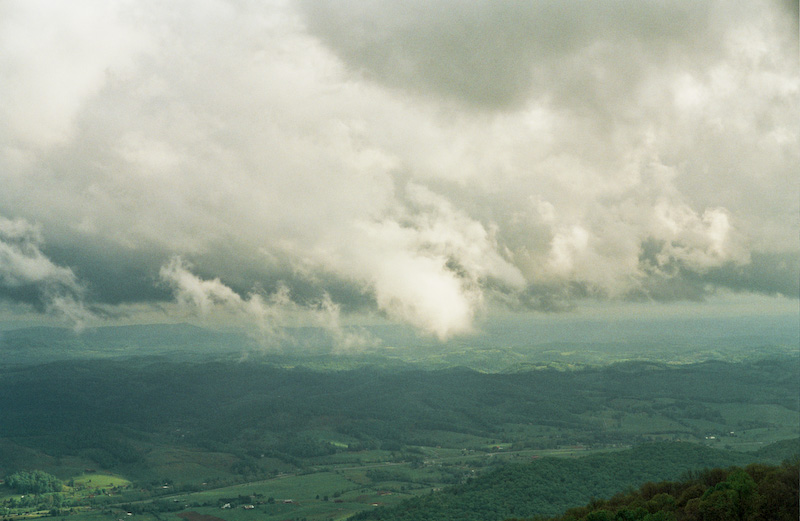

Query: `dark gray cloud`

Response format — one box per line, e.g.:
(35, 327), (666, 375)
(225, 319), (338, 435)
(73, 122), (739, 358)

(701, 252), (800, 298)
(46, 242), (170, 305)
(632, 246), (800, 302)
(300, 0), (714, 110)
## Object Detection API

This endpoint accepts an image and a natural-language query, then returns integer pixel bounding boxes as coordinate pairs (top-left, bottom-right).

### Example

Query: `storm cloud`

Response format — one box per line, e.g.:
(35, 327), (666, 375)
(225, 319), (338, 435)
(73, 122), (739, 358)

(0, 0), (796, 339)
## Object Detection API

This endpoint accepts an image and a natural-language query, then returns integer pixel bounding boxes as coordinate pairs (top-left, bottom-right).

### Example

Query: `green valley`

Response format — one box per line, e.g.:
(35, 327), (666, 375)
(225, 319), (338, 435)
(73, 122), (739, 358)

(0, 327), (797, 521)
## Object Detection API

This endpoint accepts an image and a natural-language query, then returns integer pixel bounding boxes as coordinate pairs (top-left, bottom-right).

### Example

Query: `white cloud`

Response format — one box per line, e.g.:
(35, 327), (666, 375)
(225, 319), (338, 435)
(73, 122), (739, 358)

(159, 256), (376, 348)
(0, 0), (796, 337)
(0, 218), (77, 288)
(651, 204), (747, 271)
(0, 0), (151, 147)
(46, 293), (94, 332)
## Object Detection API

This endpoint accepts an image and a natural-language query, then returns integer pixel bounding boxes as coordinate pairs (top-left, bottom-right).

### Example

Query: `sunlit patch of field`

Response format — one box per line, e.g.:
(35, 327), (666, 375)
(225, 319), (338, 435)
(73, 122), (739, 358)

(72, 474), (131, 489)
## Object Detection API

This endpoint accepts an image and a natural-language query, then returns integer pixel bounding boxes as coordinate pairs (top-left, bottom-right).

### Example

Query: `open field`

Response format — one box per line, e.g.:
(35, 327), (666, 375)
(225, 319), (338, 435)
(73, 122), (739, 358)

(71, 474), (131, 489)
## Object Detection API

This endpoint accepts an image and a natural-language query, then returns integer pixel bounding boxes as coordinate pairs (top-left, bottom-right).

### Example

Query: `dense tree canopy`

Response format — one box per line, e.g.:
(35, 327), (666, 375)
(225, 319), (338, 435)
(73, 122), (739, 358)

(514, 459), (799, 521)
(4, 470), (62, 494)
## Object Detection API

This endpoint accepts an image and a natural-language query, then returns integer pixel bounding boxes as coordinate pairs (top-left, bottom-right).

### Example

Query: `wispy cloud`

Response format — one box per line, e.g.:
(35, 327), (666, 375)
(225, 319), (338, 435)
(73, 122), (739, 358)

(0, 216), (92, 329)
(159, 257), (376, 349)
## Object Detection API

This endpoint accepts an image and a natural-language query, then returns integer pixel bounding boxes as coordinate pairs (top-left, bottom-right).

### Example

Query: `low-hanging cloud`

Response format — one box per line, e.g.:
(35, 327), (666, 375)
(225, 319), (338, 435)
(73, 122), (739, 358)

(159, 257), (375, 349)
(0, 0), (796, 339)
(0, 218), (76, 288)
(305, 183), (526, 339)
(0, 216), (93, 329)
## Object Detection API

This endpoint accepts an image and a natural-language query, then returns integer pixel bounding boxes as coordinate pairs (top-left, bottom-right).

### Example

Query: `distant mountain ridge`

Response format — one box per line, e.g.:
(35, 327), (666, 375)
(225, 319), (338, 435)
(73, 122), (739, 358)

(0, 323), (251, 365)
(1, 317), (797, 369)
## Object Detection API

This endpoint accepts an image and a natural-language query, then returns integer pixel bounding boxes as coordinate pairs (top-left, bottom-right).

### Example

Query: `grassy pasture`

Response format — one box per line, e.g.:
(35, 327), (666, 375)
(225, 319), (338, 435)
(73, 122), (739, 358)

(307, 449), (394, 466)
(138, 447), (242, 483)
(170, 471), (356, 504)
(613, 411), (688, 434)
(717, 402), (798, 429)
(145, 470), (421, 521)
(72, 474), (131, 489)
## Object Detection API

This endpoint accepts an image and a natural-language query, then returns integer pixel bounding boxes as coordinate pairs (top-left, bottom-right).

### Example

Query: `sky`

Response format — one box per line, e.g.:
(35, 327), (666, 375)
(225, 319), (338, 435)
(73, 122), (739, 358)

(0, 0), (797, 346)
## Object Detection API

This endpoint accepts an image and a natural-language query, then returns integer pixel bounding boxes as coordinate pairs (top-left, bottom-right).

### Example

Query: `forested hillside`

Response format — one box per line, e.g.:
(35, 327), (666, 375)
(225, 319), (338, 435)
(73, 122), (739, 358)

(0, 356), (796, 477)
(352, 442), (799, 521)
(513, 458), (799, 521)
